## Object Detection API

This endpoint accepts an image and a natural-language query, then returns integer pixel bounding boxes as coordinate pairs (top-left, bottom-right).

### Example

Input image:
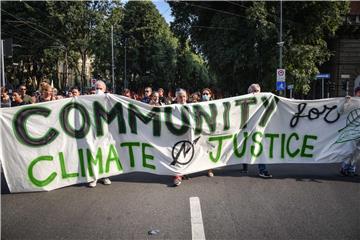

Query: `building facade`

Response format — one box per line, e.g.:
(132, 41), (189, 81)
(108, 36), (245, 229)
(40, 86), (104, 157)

(325, 2), (360, 98)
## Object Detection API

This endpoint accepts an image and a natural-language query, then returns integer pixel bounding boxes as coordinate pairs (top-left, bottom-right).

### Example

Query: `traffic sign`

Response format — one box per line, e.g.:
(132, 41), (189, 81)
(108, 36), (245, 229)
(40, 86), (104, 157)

(276, 81), (286, 91)
(277, 69), (286, 82)
(287, 84), (294, 90)
(316, 73), (330, 79)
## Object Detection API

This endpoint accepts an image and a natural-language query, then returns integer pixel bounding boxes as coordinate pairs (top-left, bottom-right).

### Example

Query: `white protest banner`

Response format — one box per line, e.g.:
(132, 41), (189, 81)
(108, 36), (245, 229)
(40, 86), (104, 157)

(0, 93), (359, 192)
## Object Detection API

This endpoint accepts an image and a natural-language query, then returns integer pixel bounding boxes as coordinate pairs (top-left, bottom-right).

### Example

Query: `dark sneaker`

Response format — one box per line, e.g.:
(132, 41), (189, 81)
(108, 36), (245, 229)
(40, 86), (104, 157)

(239, 169), (248, 174)
(259, 171), (272, 178)
(347, 172), (358, 177)
(340, 169), (349, 176)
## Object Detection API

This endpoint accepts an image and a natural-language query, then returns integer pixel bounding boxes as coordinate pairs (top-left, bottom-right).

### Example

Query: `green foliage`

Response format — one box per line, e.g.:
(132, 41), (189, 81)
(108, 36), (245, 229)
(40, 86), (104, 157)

(176, 41), (213, 91)
(1, 0), (214, 93)
(122, 0), (178, 90)
(170, 1), (350, 95)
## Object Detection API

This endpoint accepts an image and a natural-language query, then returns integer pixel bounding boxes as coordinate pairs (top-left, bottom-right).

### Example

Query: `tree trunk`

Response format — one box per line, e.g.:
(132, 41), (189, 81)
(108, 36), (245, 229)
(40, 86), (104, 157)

(64, 50), (68, 89)
(81, 51), (87, 91)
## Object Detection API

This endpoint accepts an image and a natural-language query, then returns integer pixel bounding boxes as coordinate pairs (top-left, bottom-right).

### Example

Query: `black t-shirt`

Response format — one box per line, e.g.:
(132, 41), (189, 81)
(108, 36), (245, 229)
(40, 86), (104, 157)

(11, 101), (25, 107)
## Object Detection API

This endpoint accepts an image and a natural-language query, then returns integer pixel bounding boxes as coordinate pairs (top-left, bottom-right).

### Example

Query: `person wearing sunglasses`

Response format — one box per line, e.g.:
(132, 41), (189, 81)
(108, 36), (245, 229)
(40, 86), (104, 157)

(240, 83), (272, 178)
(18, 84), (33, 104)
(141, 87), (152, 104)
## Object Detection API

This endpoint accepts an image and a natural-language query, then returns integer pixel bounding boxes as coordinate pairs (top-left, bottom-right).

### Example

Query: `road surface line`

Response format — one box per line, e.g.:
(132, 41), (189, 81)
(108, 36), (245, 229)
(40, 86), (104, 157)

(190, 196), (206, 240)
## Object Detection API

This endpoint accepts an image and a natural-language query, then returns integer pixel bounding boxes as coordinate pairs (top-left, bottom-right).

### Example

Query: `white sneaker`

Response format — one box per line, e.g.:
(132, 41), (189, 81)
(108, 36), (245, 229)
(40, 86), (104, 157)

(173, 176), (182, 186)
(102, 178), (111, 185)
(89, 180), (97, 188)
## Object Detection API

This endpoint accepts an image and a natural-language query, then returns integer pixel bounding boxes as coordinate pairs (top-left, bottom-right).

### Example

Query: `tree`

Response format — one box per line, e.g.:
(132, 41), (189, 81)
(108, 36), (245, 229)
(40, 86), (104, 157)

(91, 0), (124, 90)
(170, 1), (350, 96)
(1, 1), (58, 87)
(46, 1), (115, 89)
(176, 41), (214, 91)
(1, 0), (215, 94)
(120, 0), (178, 91)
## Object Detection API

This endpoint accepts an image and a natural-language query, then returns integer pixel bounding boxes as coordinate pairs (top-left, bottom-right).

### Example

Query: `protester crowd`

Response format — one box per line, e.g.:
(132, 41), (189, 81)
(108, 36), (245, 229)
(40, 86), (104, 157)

(1, 81), (359, 187)
(0, 81), (103, 107)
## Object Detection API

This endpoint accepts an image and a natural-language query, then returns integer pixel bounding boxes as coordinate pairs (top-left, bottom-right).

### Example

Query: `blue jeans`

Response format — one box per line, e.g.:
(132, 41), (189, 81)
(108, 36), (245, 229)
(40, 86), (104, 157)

(242, 164), (267, 173)
(341, 162), (356, 173)
(258, 164), (267, 173)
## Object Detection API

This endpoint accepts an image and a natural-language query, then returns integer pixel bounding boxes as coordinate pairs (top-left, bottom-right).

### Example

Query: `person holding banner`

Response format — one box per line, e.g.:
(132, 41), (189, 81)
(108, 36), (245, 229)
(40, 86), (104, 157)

(173, 88), (189, 186)
(149, 91), (163, 106)
(1, 87), (11, 107)
(18, 84), (33, 104)
(201, 88), (215, 177)
(89, 80), (112, 187)
(122, 88), (132, 98)
(158, 88), (166, 105)
(11, 91), (25, 107)
(141, 87), (152, 104)
(71, 87), (81, 97)
(240, 83), (272, 178)
(339, 86), (360, 177)
(36, 84), (55, 102)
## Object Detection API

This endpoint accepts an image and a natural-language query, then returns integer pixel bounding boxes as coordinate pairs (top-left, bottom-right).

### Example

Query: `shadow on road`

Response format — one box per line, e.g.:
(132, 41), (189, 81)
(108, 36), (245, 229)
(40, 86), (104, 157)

(2, 164), (359, 194)
(108, 163), (360, 185)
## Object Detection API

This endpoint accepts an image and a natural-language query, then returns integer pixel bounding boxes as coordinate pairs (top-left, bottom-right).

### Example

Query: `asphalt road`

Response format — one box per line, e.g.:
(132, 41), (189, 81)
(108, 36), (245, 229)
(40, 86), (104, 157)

(2, 163), (359, 240)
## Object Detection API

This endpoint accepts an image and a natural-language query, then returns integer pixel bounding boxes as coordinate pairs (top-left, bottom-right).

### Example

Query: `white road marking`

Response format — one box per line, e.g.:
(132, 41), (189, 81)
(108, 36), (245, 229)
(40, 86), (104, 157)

(190, 197), (206, 240)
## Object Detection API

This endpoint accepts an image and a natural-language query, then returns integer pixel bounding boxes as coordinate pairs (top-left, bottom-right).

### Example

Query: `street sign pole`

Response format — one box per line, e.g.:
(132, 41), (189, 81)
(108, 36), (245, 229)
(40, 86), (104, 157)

(0, 40), (5, 108)
(124, 38), (127, 89)
(1, 40), (5, 88)
(276, 68), (286, 93)
(316, 73), (330, 99)
(279, 0), (283, 96)
(111, 25), (115, 93)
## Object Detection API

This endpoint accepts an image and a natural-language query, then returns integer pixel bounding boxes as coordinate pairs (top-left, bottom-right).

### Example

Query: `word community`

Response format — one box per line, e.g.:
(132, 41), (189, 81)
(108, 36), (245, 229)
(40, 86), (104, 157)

(13, 95), (277, 147)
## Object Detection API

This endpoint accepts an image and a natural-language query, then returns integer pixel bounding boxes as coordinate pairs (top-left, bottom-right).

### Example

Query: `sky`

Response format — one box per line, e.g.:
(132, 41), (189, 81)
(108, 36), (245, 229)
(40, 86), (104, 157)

(122, 0), (174, 24)
(152, 0), (174, 24)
